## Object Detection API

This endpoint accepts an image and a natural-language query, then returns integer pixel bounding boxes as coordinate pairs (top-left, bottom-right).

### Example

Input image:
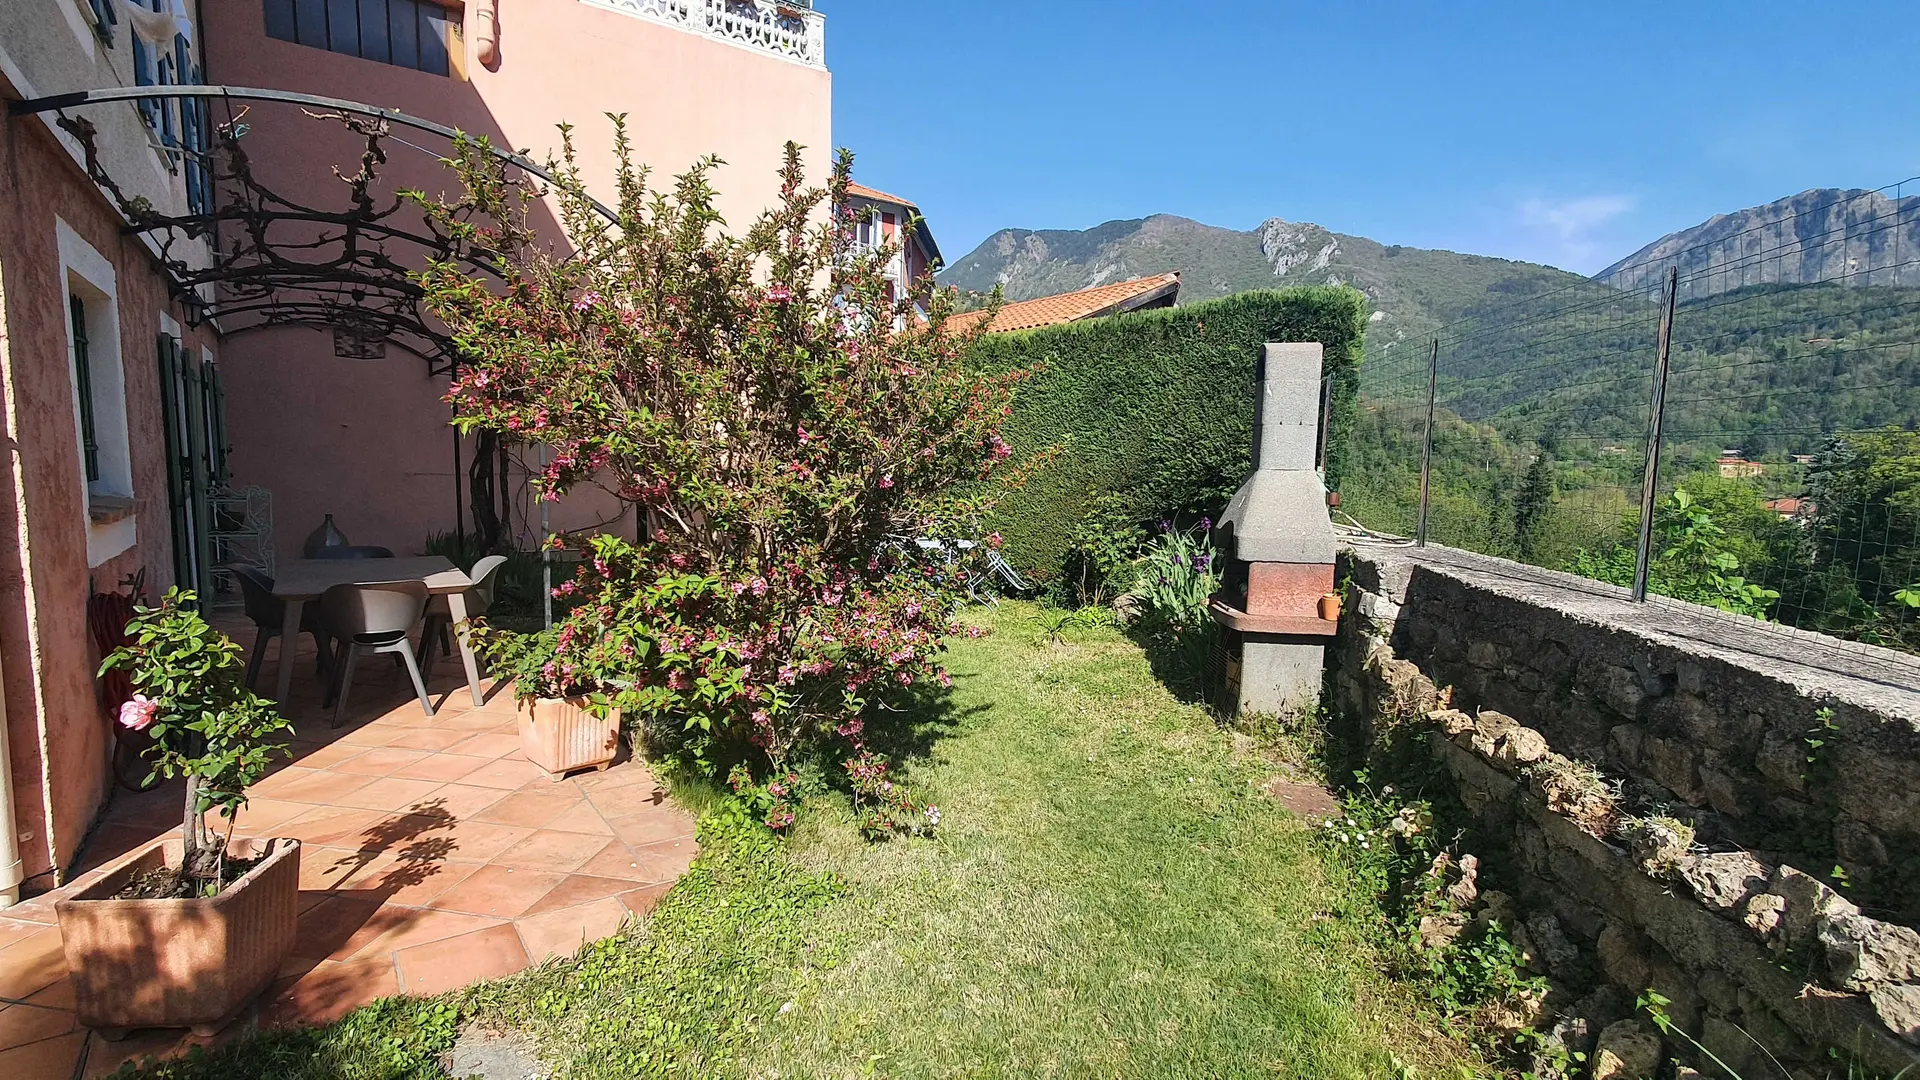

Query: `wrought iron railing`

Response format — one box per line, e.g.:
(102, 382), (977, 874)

(581, 0), (826, 68)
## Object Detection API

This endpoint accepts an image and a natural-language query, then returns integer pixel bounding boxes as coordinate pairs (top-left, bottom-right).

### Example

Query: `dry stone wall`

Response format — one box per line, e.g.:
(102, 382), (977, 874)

(1329, 544), (1920, 1076)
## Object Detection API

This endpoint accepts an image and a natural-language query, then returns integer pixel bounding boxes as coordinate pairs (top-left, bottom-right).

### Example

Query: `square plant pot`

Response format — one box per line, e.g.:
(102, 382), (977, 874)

(55, 836), (301, 1037)
(518, 697), (623, 781)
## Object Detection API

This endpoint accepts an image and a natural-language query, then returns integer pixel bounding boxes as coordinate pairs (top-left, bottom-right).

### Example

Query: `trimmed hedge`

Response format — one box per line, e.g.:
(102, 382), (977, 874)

(970, 288), (1368, 587)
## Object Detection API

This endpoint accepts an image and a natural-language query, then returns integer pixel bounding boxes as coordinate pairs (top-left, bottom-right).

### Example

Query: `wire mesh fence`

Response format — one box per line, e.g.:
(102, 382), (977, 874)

(1340, 176), (1920, 666)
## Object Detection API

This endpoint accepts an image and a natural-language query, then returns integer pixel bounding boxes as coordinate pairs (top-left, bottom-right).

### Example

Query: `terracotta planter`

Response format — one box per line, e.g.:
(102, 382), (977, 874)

(1318, 592), (1343, 621)
(56, 836), (300, 1037)
(518, 696), (623, 781)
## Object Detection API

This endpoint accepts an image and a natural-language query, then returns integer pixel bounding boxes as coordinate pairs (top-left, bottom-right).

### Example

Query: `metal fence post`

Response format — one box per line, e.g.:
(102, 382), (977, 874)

(1631, 266), (1680, 601)
(1415, 337), (1439, 546)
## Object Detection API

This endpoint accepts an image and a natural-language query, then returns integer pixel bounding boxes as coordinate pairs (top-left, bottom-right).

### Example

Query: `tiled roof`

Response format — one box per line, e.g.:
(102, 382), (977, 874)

(945, 272), (1182, 334)
(845, 181), (918, 209)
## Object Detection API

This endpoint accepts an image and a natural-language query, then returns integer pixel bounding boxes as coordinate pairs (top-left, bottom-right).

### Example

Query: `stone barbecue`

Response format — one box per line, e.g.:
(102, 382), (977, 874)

(1210, 342), (1339, 717)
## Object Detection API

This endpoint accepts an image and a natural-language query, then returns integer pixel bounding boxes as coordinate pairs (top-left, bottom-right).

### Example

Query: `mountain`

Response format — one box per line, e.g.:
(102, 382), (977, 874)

(937, 214), (1589, 352)
(1597, 188), (1920, 296)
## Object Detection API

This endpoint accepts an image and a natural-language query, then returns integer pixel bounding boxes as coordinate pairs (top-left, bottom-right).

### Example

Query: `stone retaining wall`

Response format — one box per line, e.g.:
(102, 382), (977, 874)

(1329, 544), (1920, 1076)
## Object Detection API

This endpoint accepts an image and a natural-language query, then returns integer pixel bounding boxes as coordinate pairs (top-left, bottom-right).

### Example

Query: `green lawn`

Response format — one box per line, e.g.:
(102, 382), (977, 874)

(128, 601), (1481, 1079)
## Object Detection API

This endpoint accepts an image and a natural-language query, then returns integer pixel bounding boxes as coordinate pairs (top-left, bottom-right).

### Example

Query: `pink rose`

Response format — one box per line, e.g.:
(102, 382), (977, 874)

(118, 695), (159, 732)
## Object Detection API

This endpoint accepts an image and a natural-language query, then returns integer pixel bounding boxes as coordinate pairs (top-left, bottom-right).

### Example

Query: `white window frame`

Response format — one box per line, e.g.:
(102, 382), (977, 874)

(57, 219), (138, 567)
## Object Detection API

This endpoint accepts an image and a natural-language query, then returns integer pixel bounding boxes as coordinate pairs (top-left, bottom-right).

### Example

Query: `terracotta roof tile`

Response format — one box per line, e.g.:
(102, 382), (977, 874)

(946, 273), (1182, 334)
(845, 182), (918, 209)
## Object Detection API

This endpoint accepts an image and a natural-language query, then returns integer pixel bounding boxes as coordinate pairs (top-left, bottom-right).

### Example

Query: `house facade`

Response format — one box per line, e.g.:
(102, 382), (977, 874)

(0, 0), (841, 901)
(202, 0), (835, 562)
(0, 0), (223, 900)
(845, 182), (941, 311)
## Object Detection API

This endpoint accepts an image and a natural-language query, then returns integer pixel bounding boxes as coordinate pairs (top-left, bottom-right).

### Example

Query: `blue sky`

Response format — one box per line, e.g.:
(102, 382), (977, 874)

(825, 1), (1920, 275)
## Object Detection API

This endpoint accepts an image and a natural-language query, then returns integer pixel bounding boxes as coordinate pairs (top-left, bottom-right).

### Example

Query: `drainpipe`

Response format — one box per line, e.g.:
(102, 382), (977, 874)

(0, 646), (24, 907)
(474, 0), (500, 67)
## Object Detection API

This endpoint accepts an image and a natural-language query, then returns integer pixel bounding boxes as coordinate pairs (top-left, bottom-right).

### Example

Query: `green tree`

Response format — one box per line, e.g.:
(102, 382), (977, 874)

(1512, 451), (1555, 563)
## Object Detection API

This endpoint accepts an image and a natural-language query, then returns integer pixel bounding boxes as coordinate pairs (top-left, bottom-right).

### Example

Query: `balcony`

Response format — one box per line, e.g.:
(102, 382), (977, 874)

(582, 0), (826, 69)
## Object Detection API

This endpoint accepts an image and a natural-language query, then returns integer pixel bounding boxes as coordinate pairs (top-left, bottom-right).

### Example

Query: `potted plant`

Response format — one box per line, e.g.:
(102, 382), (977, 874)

(57, 588), (296, 1038)
(479, 610), (627, 781)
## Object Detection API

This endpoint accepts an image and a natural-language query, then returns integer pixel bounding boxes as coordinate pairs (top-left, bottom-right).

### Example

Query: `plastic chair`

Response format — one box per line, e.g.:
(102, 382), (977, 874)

(312, 545), (395, 560)
(230, 564), (331, 689)
(421, 554), (509, 667)
(319, 580), (432, 728)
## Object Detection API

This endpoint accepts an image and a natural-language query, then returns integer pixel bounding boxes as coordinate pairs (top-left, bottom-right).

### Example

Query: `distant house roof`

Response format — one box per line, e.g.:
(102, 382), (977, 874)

(1766, 497), (1809, 516)
(946, 272), (1182, 334)
(845, 181), (917, 208)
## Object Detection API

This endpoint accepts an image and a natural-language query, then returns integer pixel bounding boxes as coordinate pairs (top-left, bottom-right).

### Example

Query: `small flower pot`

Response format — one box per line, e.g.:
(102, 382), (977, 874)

(1318, 592), (1343, 621)
(55, 836), (300, 1038)
(518, 696), (623, 781)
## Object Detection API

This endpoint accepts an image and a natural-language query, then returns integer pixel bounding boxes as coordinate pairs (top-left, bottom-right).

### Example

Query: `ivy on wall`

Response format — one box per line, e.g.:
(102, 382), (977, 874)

(969, 287), (1368, 586)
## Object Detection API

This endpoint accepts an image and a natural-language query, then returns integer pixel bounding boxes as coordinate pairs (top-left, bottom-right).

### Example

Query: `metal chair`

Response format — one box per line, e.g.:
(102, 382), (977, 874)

(312, 545), (395, 559)
(230, 563), (331, 689)
(319, 580), (432, 728)
(421, 553), (510, 667)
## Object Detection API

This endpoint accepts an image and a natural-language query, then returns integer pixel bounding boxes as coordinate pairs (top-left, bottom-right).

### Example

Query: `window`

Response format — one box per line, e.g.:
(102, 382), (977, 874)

(263, 0), (463, 76)
(855, 210), (879, 251)
(70, 296), (101, 483)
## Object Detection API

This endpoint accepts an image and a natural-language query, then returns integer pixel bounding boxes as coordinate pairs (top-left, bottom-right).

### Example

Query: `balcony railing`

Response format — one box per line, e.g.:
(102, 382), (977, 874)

(582, 0), (826, 69)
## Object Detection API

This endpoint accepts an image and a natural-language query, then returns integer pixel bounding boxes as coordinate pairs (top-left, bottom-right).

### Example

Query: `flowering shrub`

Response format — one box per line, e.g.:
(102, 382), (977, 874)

(411, 127), (1026, 829)
(99, 589), (291, 892)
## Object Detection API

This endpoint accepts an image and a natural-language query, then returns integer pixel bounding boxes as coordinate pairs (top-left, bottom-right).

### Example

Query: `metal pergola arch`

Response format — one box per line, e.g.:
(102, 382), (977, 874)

(8, 84), (618, 373)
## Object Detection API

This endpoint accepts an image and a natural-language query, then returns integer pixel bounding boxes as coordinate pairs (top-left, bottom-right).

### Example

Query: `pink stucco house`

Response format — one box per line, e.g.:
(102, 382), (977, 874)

(0, 0), (885, 906)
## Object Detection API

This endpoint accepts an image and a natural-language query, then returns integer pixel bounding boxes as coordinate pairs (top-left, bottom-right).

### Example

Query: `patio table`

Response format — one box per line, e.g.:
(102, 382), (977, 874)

(269, 556), (486, 708)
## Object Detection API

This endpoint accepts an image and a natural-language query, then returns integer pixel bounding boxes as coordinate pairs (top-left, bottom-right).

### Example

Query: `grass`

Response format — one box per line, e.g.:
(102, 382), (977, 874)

(121, 601), (1485, 1079)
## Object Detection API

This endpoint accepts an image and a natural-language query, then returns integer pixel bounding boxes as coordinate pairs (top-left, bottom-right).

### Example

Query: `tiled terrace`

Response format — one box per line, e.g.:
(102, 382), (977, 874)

(0, 616), (696, 1078)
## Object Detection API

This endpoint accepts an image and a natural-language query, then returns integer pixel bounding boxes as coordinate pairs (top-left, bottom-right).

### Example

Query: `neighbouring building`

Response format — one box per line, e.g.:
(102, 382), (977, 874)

(203, 0), (835, 562)
(845, 182), (941, 311)
(1717, 455), (1765, 479)
(0, 0), (222, 898)
(945, 272), (1182, 334)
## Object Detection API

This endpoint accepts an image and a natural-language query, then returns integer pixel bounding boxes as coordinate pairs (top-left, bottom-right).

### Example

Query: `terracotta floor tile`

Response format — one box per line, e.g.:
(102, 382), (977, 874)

(574, 840), (652, 882)
(459, 758), (548, 790)
(515, 897), (630, 963)
(0, 928), (68, 1000)
(387, 753), (488, 784)
(383, 728), (475, 752)
(213, 797), (313, 837)
(630, 838), (699, 883)
(541, 800), (616, 837)
(334, 722), (407, 748)
(21, 978), (73, 1012)
(0, 919), (42, 952)
(289, 742), (372, 769)
(574, 761), (656, 792)
(278, 807), (394, 849)
(0, 1002), (77, 1052)
(606, 810), (697, 849)
(393, 924), (529, 996)
(428, 864), (566, 918)
(0, 1029), (86, 1080)
(412, 783), (508, 821)
(434, 821), (536, 863)
(261, 956), (399, 1027)
(340, 906), (502, 960)
(618, 883), (674, 918)
(261, 769), (376, 805)
(290, 895), (386, 961)
(522, 874), (642, 917)
(330, 747), (433, 777)
(473, 790), (583, 830)
(342, 858), (481, 908)
(583, 781), (675, 819)
(443, 733), (522, 760)
(492, 830), (611, 874)
(333, 777), (448, 813)
(247, 766), (321, 798)
(295, 846), (365, 891)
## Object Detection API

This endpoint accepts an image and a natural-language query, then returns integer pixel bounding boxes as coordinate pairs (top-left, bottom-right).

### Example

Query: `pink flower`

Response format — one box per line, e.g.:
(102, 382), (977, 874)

(879, 475), (894, 489)
(117, 694), (159, 732)
(667, 670), (692, 691)
(986, 532), (1003, 549)
(767, 284), (792, 303)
